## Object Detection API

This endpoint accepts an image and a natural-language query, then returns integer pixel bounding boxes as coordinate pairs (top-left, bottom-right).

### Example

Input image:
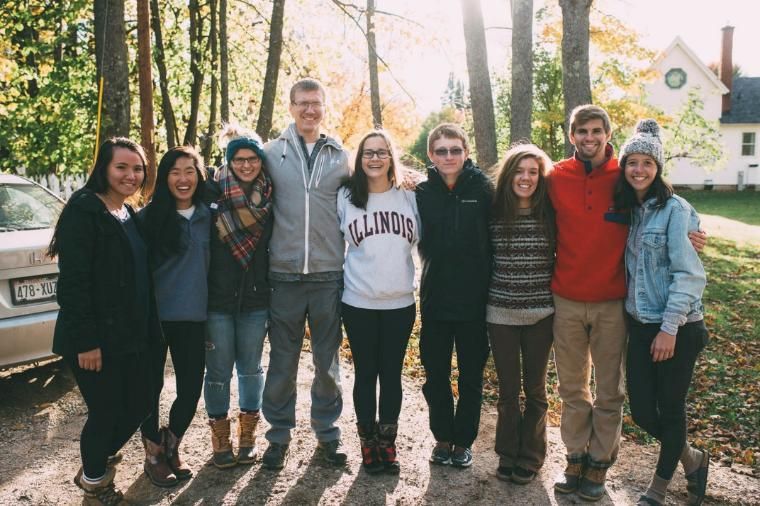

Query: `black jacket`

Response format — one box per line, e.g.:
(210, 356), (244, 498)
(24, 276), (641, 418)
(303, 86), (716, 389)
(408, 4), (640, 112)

(416, 160), (493, 321)
(204, 178), (271, 313)
(52, 188), (160, 357)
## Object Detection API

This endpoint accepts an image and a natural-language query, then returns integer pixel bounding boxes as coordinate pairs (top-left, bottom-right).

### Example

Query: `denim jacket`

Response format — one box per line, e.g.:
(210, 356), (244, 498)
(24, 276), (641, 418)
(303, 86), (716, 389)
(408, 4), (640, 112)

(625, 194), (706, 334)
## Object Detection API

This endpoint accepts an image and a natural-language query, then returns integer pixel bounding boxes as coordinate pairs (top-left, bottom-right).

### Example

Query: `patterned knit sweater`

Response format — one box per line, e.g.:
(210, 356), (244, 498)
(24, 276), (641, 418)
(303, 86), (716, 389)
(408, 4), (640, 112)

(486, 211), (555, 325)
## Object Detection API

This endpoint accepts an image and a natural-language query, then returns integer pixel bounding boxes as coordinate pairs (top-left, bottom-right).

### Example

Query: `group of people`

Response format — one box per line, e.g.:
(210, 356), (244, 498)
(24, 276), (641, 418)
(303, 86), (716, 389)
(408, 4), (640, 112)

(49, 78), (711, 506)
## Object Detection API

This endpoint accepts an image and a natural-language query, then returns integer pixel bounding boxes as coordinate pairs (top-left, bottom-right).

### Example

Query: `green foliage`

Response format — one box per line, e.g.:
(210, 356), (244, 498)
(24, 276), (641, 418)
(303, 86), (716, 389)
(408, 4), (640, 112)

(406, 107), (460, 169)
(492, 75), (510, 156)
(531, 44), (565, 161)
(0, 1), (96, 175)
(661, 89), (726, 174)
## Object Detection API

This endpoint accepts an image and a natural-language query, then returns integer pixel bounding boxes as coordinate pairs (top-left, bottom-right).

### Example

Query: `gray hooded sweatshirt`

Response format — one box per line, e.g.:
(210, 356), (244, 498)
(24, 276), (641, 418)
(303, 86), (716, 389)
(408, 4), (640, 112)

(264, 123), (350, 278)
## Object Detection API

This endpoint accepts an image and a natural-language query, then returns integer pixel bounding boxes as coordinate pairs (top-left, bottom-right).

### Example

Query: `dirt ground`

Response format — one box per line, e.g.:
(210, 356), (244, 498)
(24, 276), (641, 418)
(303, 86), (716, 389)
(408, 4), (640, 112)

(1, 345), (758, 506)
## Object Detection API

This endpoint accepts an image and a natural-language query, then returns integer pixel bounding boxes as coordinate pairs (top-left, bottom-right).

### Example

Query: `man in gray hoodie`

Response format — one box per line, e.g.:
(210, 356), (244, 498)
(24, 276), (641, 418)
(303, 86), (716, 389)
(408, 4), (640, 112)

(261, 78), (351, 469)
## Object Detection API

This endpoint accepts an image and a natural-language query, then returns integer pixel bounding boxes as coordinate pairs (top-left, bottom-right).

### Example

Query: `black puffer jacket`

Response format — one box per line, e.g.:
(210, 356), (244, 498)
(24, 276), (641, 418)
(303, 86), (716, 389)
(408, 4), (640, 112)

(204, 178), (272, 313)
(52, 188), (160, 357)
(416, 160), (493, 321)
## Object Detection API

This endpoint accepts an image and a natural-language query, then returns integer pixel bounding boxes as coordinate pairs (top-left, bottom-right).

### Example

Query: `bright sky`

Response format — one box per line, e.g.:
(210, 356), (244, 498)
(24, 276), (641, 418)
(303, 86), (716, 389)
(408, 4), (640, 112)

(375, 0), (760, 114)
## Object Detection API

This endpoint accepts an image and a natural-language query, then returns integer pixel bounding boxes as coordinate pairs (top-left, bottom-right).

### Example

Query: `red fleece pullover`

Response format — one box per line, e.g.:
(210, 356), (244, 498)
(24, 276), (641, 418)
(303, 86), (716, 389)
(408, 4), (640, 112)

(548, 152), (628, 302)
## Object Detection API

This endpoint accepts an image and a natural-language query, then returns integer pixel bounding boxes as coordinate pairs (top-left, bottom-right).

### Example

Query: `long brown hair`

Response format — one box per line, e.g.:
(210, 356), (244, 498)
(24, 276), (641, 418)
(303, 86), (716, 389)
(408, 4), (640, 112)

(342, 130), (403, 210)
(492, 143), (555, 248)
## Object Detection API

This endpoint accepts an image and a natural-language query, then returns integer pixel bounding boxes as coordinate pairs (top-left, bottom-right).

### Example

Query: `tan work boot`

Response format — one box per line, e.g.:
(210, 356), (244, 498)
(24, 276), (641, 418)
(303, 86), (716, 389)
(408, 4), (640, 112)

(554, 455), (585, 494)
(237, 411), (260, 464)
(209, 417), (237, 469)
(142, 435), (178, 487)
(163, 428), (192, 480)
(578, 465), (609, 502)
(79, 466), (128, 505)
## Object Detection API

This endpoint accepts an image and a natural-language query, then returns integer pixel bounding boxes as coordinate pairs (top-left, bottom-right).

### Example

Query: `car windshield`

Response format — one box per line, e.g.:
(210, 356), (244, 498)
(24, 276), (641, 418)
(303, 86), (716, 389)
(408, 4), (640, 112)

(0, 183), (64, 231)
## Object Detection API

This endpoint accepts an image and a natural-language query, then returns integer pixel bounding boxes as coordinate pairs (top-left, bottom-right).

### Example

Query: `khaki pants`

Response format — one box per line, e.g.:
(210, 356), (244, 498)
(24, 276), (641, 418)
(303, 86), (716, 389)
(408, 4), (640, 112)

(553, 295), (626, 465)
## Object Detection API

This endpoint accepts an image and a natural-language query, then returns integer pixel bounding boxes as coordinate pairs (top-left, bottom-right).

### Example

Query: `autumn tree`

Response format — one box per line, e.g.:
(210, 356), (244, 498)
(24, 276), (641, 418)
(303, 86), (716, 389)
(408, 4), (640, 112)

(558, 0), (592, 156)
(94, 0), (130, 138)
(257, 0), (286, 141)
(366, 0), (382, 127)
(510, 0), (533, 144)
(460, 0), (497, 168)
(151, 0), (178, 148)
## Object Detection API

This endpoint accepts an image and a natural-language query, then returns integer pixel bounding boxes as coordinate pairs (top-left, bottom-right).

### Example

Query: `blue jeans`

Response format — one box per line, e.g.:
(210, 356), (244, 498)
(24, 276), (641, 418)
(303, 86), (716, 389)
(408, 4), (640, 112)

(203, 309), (269, 417)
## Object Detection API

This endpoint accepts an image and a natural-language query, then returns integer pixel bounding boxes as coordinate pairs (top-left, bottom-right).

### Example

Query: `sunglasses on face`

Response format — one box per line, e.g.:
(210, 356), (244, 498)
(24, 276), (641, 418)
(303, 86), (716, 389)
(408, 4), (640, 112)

(432, 147), (465, 157)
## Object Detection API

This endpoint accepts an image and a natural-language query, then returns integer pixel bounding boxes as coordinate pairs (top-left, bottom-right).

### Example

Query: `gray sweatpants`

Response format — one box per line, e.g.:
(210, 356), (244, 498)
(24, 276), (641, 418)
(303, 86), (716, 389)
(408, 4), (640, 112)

(262, 279), (343, 444)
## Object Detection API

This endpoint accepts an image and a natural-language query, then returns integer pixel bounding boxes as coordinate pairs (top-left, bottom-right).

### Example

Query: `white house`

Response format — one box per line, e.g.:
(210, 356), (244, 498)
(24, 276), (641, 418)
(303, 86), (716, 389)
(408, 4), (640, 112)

(645, 27), (760, 190)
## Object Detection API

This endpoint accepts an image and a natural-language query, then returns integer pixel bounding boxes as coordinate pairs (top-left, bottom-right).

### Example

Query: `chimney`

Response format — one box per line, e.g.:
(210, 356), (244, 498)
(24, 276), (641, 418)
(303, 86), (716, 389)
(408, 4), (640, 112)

(720, 25), (734, 114)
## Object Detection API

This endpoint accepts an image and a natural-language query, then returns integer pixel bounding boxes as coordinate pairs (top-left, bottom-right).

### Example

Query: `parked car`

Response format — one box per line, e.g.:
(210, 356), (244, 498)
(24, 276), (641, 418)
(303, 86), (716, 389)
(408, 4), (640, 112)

(0, 174), (64, 368)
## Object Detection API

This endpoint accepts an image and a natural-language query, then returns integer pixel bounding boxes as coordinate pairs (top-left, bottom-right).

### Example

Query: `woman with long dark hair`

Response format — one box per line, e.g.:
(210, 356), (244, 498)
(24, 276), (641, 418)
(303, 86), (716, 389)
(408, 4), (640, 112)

(138, 146), (210, 486)
(615, 120), (709, 506)
(338, 130), (419, 474)
(487, 144), (556, 485)
(49, 137), (158, 505)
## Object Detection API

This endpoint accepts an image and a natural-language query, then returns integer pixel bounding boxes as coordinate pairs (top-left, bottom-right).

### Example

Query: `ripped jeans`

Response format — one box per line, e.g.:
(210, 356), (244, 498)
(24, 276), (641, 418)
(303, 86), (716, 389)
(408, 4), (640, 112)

(203, 309), (269, 417)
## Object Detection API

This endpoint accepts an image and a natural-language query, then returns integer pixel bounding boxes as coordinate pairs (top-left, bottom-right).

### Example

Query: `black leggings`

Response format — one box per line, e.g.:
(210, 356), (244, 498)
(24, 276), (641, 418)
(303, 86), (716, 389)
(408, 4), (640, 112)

(626, 318), (708, 479)
(71, 352), (151, 478)
(141, 321), (206, 443)
(342, 303), (416, 425)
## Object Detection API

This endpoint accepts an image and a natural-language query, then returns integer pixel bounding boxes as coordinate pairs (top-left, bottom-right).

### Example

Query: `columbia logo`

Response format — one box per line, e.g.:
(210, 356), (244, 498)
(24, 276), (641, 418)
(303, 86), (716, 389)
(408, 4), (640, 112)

(461, 199), (478, 203)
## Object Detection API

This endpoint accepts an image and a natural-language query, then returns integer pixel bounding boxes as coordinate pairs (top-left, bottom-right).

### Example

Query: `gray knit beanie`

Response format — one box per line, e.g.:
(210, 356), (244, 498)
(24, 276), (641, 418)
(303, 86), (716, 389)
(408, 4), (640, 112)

(619, 119), (664, 169)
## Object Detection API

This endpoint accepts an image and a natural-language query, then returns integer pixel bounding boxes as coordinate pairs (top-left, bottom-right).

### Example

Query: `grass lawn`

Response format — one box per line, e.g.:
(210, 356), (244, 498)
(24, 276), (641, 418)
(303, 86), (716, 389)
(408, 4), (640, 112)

(677, 190), (760, 226)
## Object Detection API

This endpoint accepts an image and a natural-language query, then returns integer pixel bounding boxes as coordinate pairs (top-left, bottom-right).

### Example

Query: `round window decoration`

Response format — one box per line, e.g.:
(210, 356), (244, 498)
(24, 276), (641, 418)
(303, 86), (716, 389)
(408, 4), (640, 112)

(665, 68), (687, 89)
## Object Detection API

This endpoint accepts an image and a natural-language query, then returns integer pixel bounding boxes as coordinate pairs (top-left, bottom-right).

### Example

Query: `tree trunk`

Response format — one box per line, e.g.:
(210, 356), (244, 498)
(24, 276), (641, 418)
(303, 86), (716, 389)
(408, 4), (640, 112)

(94, 0), (130, 139)
(366, 0), (382, 128)
(136, 0), (156, 194)
(460, 0), (497, 169)
(510, 0), (533, 144)
(256, 0), (286, 141)
(219, 0), (230, 123)
(151, 0), (178, 148)
(203, 0), (219, 163)
(559, 0), (592, 157)
(184, 0), (204, 146)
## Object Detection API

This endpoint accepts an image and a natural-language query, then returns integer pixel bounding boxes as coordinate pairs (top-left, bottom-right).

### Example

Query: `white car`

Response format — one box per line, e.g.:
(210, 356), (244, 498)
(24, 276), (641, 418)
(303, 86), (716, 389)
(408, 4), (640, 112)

(0, 174), (64, 368)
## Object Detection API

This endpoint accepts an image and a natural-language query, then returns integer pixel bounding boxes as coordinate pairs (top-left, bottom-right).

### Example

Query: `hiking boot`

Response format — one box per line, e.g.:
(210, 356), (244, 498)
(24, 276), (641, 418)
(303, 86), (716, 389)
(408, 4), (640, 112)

(511, 466), (537, 484)
(554, 455), (585, 494)
(496, 466), (513, 481)
(74, 454), (123, 491)
(577, 465), (609, 502)
(377, 423), (400, 474)
(637, 496), (662, 506)
(451, 446), (473, 468)
(318, 439), (348, 466)
(357, 422), (384, 474)
(429, 441), (452, 465)
(237, 411), (260, 464)
(208, 417), (237, 469)
(262, 442), (289, 470)
(685, 448), (709, 505)
(163, 428), (192, 480)
(79, 467), (128, 506)
(142, 435), (178, 487)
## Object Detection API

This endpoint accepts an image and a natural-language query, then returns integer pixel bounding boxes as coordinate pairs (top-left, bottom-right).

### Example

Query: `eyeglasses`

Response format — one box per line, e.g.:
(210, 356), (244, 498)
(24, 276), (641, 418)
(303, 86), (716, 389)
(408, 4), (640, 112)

(432, 147), (465, 157)
(361, 149), (391, 160)
(231, 156), (260, 166)
(292, 101), (324, 110)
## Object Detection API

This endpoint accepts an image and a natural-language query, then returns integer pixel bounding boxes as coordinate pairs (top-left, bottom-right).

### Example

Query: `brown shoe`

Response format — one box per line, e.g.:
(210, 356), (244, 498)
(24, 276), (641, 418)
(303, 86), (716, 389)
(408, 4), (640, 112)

(74, 454), (123, 491)
(356, 422), (383, 474)
(142, 435), (179, 487)
(554, 456), (585, 494)
(79, 467), (128, 505)
(377, 423), (400, 474)
(163, 428), (192, 480)
(209, 417), (237, 469)
(237, 411), (260, 464)
(578, 465), (609, 502)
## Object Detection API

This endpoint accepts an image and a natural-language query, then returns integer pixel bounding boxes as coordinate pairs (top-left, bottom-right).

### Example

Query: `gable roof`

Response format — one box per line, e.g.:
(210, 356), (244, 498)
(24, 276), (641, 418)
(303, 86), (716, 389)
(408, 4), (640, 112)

(721, 77), (760, 124)
(654, 37), (729, 94)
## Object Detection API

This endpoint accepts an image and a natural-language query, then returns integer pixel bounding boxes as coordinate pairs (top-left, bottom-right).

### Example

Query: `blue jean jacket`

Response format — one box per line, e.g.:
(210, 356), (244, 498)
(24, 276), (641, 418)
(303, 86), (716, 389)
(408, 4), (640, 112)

(625, 194), (706, 335)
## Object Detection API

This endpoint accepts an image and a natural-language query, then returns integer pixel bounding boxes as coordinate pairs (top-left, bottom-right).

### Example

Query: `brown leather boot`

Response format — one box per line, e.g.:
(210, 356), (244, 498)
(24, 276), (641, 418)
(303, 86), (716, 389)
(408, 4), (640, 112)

(237, 411), (260, 464)
(209, 417), (237, 469)
(142, 435), (178, 487)
(554, 455), (585, 494)
(79, 466), (128, 505)
(163, 428), (192, 480)
(377, 423), (400, 474)
(356, 422), (384, 474)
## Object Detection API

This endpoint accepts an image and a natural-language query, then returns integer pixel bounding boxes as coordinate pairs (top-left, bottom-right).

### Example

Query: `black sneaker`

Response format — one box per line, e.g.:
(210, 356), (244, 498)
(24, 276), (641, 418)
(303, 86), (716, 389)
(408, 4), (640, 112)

(429, 442), (451, 465)
(262, 442), (289, 470)
(496, 466), (513, 481)
(511, 466), (537, 484)
(317, 439), (348, 466)
(450, 446), (473, 468)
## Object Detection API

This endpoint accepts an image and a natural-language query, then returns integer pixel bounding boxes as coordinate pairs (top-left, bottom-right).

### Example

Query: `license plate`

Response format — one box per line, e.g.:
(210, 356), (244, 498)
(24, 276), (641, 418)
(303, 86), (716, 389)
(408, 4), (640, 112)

(11, 275), (58, 305)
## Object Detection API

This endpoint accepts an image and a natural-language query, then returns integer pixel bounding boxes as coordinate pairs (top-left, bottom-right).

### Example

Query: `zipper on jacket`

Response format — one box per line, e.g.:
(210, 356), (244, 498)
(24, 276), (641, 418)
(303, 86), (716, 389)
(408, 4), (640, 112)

(301, 141), (329, 275)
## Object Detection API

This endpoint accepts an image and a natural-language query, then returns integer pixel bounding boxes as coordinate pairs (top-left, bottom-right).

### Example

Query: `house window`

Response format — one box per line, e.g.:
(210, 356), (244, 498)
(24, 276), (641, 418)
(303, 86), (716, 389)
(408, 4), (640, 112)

(742, 132), (756, 156)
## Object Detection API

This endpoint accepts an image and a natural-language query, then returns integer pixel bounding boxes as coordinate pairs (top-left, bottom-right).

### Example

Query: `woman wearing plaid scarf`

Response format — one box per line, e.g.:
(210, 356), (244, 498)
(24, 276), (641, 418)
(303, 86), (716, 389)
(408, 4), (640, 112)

(203, 124), (274, 469)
